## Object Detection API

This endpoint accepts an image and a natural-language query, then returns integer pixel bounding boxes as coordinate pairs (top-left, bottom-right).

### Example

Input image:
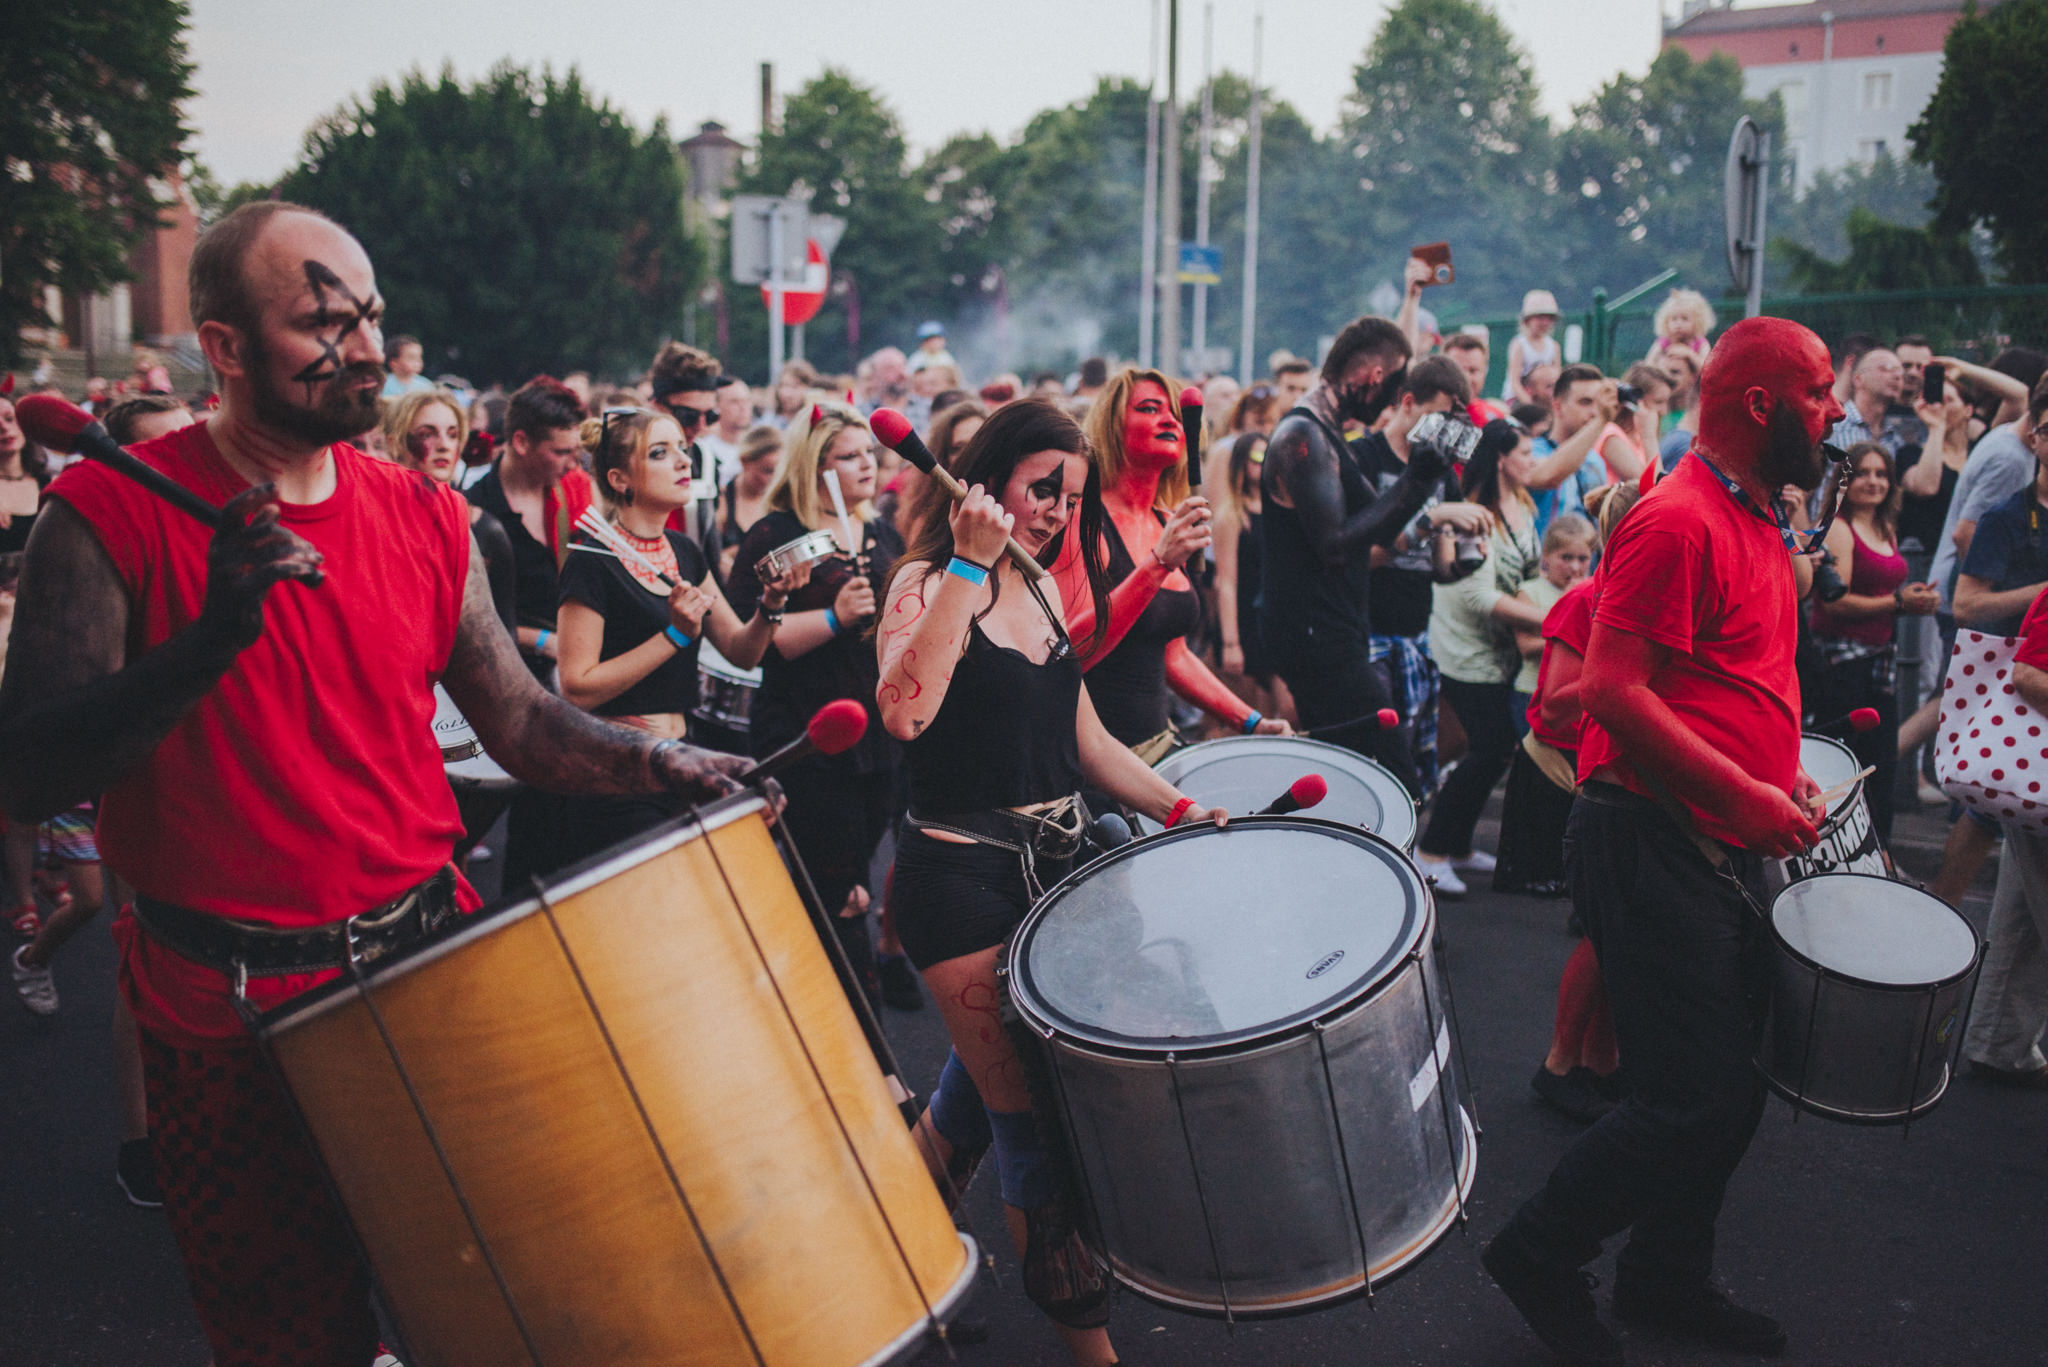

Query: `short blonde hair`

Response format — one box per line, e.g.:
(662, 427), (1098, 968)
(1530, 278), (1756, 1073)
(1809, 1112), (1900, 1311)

(768, 399), (875, 529)
(1653, 288), (1716, 340)
(381, 387), (468, 474)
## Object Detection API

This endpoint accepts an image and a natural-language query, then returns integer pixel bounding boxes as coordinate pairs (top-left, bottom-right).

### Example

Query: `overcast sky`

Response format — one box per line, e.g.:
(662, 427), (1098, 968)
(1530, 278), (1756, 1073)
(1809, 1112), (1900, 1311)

(188, 0), (1776, 186)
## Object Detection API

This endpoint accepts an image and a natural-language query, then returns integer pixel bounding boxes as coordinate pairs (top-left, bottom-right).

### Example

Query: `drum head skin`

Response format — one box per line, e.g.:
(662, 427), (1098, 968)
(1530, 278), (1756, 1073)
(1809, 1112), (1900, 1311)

(1799, 733), (1862, 820)
(1772, 874), (1980, 987)
(1148, 737), (1418, 848)
(1012, 817), (1428, 1052)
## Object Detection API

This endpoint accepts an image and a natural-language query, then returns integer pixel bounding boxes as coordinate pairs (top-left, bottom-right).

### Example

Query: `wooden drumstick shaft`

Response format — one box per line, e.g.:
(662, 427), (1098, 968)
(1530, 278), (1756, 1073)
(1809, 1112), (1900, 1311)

(1807, 766), (1875, 813)
(925, 463), (1052, 582)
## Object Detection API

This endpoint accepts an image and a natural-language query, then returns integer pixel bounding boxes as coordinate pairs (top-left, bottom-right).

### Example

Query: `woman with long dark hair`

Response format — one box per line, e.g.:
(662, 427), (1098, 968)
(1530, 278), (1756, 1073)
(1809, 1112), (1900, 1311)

(878, 399), (1224, 1366)
(1807, 441), (1937, 842)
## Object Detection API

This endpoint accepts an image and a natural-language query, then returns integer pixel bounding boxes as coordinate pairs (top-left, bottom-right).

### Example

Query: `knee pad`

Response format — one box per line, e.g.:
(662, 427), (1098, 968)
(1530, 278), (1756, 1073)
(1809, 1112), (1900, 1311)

(927, 1050), (991, 1157)
(987, 1107), (1055, 1209)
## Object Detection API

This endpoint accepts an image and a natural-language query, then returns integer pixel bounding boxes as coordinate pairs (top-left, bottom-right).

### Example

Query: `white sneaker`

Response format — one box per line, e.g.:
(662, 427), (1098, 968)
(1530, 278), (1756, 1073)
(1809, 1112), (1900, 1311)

(12, 944), (56, 1015)
(1454, 849), (1497, 874)
(1416, 853), (1468, 898)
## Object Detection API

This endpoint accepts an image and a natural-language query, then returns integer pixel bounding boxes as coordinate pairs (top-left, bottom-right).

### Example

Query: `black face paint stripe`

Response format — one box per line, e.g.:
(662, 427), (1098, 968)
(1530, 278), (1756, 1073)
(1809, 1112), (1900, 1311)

(290, 260), (378, 402)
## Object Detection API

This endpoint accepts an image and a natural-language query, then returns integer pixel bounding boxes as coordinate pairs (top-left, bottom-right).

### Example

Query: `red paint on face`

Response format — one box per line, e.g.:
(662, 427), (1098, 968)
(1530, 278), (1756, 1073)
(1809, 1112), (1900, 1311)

(1121, 380), (1183, 472)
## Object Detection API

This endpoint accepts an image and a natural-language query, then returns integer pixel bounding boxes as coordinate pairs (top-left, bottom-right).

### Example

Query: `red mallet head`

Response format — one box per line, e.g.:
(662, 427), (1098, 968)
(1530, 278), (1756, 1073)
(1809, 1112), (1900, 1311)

(1849, 707), (1880, 733)
(16, 394), (96, 454)
(868, 408), (936, 474)
(1290, 773), (1328, 811)
(1178, 385), (1204, 419)
(1377, 708), (1401, 730)
(807, 698), (870, 756)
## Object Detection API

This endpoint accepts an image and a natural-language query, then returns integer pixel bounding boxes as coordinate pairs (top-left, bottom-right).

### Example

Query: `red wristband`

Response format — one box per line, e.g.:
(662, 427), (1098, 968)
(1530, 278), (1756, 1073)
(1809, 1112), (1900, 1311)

(1166, 797), (1197, 828)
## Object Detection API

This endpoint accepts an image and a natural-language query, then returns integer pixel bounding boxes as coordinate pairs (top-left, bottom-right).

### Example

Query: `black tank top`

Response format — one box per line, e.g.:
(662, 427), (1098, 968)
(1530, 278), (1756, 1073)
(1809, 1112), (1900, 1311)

(1088, 513), (1201, 746)
(1259, 407), (1375, 653)
(907, 621), (1082, 814)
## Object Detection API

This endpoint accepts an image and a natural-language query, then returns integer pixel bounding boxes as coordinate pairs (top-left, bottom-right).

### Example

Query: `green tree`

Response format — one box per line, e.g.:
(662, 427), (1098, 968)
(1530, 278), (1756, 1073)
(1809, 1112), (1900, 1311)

(280, 63), (700, 385)
(1778, 207), (1983, 292)
(1768, 152), (1943, 288)
(1910, 0), (2048, 281)
(1338, 0), (1555, 316)
(1553, 48), (1784, 301)
(731, 70), (959, 380)
(0, 0), (195, 366)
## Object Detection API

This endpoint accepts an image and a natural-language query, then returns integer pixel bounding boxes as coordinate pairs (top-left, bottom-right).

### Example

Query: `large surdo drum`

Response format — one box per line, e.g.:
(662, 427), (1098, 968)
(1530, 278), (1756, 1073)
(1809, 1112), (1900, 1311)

(1004, 816), (1474, 1318)
(1759, 872), (1983, 1125)
(1141, 736), (1419, 849)
(259, 793), (974, 1367)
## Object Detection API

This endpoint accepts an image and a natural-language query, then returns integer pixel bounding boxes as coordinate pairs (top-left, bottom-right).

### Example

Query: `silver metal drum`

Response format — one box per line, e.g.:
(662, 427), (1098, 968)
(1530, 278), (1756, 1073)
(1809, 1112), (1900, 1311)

(1760, 873), (1983, 1124)
(1139, 736), (1419, 850)
(693, 637), (760, 736)
(1004, 817), (1475, 1319)
(753, 528), (841, 581)
(431, 683), (482, 761)
(1772, 733), (1888, 888)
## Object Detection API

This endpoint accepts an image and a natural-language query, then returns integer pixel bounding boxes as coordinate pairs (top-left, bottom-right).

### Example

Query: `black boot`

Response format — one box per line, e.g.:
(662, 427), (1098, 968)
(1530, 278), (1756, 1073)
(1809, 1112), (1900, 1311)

(1612, 1277), (1787, 1356)
(1482, 1234), (1624, 1367)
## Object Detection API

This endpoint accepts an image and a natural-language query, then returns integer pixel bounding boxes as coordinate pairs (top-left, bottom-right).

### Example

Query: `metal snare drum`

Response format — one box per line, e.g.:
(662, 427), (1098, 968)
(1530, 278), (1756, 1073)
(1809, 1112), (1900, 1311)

(1759, 872), (1983, 1124)
(1139, 736), (1419, 850)
(1004, 816), (1475, 1318)
(754, 528), (842, 582)
(692, 638), (760, 734)
(1772, 733), (1889, 888)
(431, 684), (482, 762)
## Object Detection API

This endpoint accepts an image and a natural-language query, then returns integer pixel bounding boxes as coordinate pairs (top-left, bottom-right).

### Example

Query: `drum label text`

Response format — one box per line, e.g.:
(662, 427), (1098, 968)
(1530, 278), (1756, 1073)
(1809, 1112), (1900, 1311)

(1306, 950), (1346, 980)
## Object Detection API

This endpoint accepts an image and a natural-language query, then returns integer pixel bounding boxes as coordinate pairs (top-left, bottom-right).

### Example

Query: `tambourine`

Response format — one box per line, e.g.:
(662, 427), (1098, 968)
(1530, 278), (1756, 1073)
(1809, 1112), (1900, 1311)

(754, 528), (843, 582)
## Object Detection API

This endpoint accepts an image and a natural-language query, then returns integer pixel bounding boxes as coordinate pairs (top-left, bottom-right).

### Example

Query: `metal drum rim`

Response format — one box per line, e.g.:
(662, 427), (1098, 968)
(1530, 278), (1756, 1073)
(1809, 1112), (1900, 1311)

(1798, 731), (1866, 821)
(1768, 870), (1985, 994)
(1099, 1107), (1478, 1320)
(1006, 815), (1433, 1056)
(1759, 1065), (1954, 1126)
(1148, 735), (1419, 845)
(253, 789), (770, 1036)
(856, 1231), (982, 1367)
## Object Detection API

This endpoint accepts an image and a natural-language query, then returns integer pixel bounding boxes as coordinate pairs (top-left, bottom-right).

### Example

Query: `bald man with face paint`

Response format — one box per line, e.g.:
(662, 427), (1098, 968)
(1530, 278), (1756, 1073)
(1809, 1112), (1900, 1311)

(1483, 318), (1846, 1367)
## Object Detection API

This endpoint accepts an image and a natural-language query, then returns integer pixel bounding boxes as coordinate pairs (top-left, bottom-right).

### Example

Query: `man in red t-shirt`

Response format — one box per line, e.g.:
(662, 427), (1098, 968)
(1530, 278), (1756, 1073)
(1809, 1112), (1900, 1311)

(1484, 317), (1843, 1367)
(1963, 584), (2048, 1086)
(0, 202), (747, 1367)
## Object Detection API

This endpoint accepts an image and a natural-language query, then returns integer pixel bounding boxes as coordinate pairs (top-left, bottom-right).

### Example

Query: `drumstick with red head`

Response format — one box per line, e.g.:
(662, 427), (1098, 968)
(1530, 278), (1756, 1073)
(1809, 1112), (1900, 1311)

(1305, 708), (1404, 742)
(1258, 774), (1328, 816)
(16, 394), (223, 529)
(869, 409), (1050, 581)
(740, 699), (869, 786)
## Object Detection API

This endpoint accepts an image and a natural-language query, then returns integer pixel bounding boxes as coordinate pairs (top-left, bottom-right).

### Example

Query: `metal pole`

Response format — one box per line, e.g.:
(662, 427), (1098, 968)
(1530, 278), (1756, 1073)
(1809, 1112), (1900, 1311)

(1138, 0), (1161, 369)
(791, 322), (804, 364)
(1747, 132), (1771, 320)
(1192, 1), (1214, 362)
(1239, 10), (1264, 385)
(767, 202), (785, 383)
(1159, 0), (1182, 376)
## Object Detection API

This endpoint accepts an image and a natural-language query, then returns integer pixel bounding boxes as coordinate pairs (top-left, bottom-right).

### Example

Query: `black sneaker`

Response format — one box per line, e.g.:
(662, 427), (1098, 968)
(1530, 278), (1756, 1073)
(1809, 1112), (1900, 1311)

(878, 954), (925, 1012)
(1532, 1065), (1618, 1124)
(115, 1137), (164, 1209)
(1482, 1234), (1624, 1367)
(1611, 1278), (1787, 1357)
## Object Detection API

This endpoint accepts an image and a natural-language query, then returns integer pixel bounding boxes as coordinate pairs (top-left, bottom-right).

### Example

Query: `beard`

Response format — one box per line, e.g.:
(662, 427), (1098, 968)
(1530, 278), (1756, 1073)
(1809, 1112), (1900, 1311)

(246, 334), (385, 448)
(1757, 402), (1830, 491)
(1339, 366), (1406, 425)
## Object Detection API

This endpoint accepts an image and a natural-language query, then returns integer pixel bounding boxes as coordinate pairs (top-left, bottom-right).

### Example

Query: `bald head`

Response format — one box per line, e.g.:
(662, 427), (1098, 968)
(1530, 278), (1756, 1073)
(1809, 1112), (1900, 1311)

(1697, 316), (1844, 485)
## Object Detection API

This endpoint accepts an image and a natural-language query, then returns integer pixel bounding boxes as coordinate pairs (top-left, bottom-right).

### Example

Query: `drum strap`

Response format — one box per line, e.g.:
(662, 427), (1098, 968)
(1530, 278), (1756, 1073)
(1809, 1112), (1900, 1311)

(133, 867), (461, 987)
(1520, 732), (1579, 795)
(906, 796), (1086, 899)
(1129, 728), (1181, 767)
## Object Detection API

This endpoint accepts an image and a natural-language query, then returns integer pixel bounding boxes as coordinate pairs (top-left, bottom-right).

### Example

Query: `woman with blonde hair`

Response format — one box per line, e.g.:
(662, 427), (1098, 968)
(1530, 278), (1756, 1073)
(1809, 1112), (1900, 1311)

(1048, 367), (1288, 755)
(727, 400), (904, 1001)
(383, 387), (518, 638)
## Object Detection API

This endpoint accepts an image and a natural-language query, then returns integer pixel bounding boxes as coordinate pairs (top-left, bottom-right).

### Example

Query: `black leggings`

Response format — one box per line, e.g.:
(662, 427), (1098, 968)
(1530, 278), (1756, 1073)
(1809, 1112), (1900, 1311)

(777, 764), (898, 996)
(1422, 677), (1519, 858)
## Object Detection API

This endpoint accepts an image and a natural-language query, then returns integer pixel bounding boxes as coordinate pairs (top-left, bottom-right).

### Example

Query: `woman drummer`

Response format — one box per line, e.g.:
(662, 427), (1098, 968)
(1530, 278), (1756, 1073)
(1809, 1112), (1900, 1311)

(554, 407), (804, 862)
(878, 399), (1224, 1366)
(1050, 367), (1290, 758)
(727, 401), (903, 1000)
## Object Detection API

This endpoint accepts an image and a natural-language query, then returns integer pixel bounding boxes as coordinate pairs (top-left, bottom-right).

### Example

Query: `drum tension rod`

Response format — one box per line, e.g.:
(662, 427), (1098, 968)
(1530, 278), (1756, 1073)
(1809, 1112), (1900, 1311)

(1312, 1020), (1375, 1307)
(1165, 1053), (1235, 1330)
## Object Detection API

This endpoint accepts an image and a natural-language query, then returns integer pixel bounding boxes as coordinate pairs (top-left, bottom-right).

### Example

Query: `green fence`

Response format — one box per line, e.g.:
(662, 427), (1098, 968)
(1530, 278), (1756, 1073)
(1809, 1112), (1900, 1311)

(1442, 283), (2048, 397)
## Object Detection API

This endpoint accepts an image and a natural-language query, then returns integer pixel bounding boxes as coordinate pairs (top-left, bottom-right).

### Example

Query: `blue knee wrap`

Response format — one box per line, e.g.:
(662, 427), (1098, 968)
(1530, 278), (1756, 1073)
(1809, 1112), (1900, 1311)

(928, 1050), (992, 1155)
(987, 1107), (1055, 1209)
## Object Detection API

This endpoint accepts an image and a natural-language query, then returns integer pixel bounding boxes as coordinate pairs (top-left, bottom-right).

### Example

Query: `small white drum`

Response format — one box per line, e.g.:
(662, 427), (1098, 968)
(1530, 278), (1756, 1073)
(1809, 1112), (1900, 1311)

(1774, 733), (1888, 888)
(431, 684), (482, 762)
(1139, 736), (1418, 849)
(754, 528), (842, 582)
(693, 637), (761, 736)
(1759, 873), (1983, 1125)
(1005, 816), (1475, 1318)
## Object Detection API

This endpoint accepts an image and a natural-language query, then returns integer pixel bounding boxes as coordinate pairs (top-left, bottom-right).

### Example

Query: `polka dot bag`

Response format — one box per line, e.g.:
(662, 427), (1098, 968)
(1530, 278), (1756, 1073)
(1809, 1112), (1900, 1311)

(1937, 629), (2048, 833)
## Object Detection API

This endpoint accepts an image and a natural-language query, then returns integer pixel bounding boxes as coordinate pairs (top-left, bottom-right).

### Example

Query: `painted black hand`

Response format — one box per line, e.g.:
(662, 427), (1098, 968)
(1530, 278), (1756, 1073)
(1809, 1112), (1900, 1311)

(198, 484), (326, 650)
(651, 742), (752, 803)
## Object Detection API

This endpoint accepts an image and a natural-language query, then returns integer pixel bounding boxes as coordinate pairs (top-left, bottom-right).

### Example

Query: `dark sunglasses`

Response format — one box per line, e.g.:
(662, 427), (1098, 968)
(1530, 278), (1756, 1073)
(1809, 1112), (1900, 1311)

(659, 398), (716, 428)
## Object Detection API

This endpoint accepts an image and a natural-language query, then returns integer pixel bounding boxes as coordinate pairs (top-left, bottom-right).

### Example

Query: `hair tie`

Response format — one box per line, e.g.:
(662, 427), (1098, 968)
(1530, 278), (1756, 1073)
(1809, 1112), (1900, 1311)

(810, 403), (824, 425)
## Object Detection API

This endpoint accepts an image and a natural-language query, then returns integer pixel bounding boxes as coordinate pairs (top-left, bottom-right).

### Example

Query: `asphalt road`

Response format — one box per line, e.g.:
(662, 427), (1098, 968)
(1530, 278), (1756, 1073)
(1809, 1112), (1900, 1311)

(4, 797), (2045, 1367)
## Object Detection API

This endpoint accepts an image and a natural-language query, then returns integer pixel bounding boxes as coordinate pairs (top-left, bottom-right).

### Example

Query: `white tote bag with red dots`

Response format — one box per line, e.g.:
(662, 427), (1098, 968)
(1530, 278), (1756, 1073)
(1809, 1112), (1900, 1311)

(1936, 630), (2048, 832)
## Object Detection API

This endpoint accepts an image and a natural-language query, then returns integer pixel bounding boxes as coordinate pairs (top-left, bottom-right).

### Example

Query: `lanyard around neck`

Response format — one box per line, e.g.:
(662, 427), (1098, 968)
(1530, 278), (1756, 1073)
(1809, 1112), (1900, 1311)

(1687, 449), (1836, 556)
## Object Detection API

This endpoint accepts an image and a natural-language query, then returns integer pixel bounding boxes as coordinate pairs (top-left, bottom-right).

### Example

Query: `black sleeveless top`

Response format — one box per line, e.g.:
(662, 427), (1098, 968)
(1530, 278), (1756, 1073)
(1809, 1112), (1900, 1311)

(1258, 407), (1377, 653)
(1088, 513), (1201, 746)
(556, 530), (710, 718)
(908, 621), (1083, 815)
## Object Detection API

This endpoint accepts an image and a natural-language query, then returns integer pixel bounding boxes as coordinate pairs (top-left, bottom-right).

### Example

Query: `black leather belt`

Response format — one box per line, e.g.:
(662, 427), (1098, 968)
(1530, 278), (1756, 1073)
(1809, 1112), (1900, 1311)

(132, 867), (460, 983)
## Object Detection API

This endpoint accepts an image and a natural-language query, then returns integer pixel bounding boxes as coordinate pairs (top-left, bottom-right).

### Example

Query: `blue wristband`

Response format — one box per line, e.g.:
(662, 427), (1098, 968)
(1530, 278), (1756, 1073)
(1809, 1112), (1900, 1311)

(1242, 710), (1263, 734)
(535, 629), (552, 653)
(824, 607), (842, 636)
(664, 624), (693, 651)
(946, 556), (991, 587)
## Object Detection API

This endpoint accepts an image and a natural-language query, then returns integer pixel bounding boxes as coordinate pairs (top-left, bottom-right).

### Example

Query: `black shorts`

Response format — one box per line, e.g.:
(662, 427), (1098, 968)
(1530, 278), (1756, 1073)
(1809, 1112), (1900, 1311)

(891, 827), (1072, 970)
